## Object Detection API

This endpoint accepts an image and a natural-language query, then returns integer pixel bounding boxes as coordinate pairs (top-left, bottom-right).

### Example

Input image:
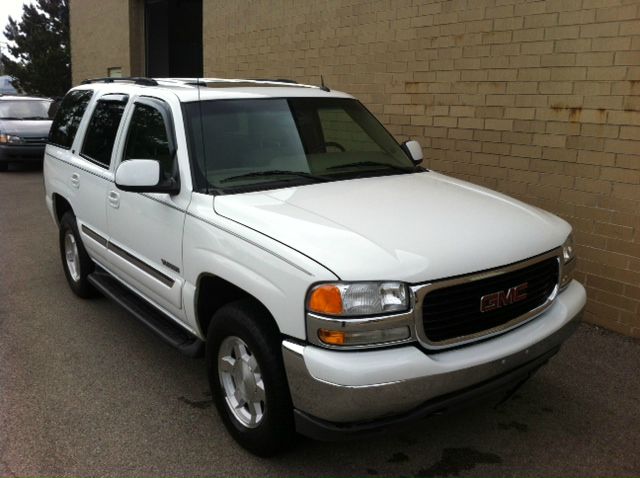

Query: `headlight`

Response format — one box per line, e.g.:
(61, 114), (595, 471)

(560, 233), (576, 289)
(307, 282), (409, 316)
(562, 233), (575, 263)
(0, 134), (23, 144)
(306, 282), (413, 348)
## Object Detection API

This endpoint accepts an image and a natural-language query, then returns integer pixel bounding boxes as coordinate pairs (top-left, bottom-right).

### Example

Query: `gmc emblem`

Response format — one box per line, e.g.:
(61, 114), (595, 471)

(480, 283), (528, 313)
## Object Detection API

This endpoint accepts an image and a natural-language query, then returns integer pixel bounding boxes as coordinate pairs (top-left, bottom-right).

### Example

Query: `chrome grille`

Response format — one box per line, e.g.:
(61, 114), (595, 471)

(417, 252), (560, 348)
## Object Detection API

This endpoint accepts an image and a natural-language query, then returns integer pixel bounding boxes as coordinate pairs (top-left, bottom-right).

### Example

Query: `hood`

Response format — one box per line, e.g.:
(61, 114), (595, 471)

(0, 119), (52, 137)
(214, 172), (570, 282)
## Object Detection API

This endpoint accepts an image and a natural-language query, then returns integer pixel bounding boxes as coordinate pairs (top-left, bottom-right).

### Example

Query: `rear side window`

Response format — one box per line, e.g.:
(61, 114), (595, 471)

(48, 90), (93, 149)
(81, 98), (127, 168)
(124, 103), (174, 179)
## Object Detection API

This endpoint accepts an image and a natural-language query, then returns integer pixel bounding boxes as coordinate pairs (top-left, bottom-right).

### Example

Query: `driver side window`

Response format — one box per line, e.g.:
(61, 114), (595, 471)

(124, 103), (174, 179)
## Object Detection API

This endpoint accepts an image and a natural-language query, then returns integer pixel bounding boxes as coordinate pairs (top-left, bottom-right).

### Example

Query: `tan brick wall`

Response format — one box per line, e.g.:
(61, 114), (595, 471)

(70, 0), (144, 85)
(204, 0), (639, 337)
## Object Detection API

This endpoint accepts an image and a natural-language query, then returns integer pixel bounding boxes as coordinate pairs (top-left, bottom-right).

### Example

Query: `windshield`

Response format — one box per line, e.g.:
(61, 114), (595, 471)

(183, 98), (419, 193)
(0, 100), (53, 120)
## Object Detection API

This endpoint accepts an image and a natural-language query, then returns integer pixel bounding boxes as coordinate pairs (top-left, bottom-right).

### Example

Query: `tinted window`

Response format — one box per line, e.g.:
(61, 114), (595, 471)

(183, 98), (413, 193)
(49, 90), (93, 149)
(124, 103), (173, 179)
(81, 99), (127, 168)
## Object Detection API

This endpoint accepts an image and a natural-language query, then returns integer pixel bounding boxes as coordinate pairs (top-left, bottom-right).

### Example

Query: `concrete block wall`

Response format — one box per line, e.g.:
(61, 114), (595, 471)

(204, 0), (640, 337)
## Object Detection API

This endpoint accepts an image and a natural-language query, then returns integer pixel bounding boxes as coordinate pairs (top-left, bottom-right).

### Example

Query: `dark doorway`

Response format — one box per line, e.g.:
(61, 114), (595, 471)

(145, 0), (203, 77)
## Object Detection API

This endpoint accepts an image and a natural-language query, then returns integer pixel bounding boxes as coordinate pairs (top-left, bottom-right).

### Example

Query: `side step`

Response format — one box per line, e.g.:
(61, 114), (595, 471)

(88, 270), (204, 357)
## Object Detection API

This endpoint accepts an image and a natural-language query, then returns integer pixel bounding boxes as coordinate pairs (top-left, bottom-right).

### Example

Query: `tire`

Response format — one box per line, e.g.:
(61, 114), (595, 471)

(206, 299), (295, 456)
(0, 163), (8, 172)
(59, 212), (97, 298)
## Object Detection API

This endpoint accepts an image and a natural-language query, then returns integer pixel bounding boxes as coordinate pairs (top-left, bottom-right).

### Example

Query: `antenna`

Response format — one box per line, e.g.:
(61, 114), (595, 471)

(319, 75), (330, 92)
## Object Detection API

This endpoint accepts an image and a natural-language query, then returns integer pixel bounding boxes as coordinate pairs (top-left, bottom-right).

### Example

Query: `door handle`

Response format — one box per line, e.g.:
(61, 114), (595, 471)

(108, 190), (120, 209)
(70, 173), (80, 189)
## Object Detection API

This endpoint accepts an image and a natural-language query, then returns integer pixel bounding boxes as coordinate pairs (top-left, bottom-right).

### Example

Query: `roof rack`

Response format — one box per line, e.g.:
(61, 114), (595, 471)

(250, 78), (298, 84)
(162, 77), (319, 90)
(81, 77), (159, 86)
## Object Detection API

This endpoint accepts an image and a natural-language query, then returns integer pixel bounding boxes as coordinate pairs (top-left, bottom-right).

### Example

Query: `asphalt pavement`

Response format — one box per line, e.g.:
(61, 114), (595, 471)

(1, 167), (639, 477)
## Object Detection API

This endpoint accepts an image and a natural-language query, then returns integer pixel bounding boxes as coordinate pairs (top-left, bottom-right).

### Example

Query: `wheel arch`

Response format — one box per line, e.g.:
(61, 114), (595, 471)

(195, 273), (281, 340)
(52, 193), (74, 225)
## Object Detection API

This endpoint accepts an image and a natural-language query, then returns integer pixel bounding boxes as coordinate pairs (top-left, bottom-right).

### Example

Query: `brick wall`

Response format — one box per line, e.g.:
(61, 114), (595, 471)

(204, 0), (640, 337)
(70, 0), (144, 85)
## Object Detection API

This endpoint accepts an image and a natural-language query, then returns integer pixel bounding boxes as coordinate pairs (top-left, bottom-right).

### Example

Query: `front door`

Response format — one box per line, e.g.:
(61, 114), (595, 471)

(105, 97), (188, 320)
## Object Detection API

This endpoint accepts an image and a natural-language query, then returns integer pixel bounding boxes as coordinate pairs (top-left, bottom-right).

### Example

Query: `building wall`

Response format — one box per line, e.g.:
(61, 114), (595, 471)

(70, 0), (144, 85)
(204, 0), (640, 337)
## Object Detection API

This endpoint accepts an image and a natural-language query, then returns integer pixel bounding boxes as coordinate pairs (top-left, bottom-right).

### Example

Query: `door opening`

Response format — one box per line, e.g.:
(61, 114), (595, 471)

(145, 0), (203, 78)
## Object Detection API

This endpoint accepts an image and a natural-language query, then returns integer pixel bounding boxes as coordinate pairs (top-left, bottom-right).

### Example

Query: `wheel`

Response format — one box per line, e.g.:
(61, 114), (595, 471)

(59, 212), (97, 298)
(0, 162), (8, 172)
(206, 300), (295, 456)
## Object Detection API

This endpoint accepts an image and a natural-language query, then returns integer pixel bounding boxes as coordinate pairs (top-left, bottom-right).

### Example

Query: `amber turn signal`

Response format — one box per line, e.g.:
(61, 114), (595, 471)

(317, 328), (346, 345)
(308, 285), (343, 315)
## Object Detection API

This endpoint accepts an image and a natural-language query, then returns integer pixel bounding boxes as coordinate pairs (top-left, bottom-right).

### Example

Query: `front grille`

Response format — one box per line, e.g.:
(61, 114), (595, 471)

(421, 255), (559, 346)
(22, 136), (48, 145)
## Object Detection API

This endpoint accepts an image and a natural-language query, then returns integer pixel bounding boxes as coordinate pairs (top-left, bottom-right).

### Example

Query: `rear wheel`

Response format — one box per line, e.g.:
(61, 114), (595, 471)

(206, 300), (295, 456)
(59, 212), (96, 298)
(0, 163), (8, 172)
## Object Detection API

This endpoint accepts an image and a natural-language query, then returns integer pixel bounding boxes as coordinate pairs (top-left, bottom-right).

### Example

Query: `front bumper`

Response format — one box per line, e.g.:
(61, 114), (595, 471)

(282, 280), (586, 437)
(0, 144), (46, 162)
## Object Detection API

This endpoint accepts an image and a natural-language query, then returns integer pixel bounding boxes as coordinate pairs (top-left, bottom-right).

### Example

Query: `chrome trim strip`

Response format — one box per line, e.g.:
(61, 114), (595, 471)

(107, 242), (175, 288)
(81, 224), (108, 247)
(412, 248), (563, 350)
(306, 310), (416, 350)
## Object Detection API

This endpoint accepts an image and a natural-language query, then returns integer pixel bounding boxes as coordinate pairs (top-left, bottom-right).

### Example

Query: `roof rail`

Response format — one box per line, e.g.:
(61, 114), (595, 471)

(163, 77), (319, 90)
(250, 78), (298, 84)
(81, 77), (158, 86)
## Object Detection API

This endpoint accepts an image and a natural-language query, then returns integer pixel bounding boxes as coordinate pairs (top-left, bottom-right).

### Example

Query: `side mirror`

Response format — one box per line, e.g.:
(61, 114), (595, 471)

(115, 159), (179, 194)
(402, 140), (423, 165)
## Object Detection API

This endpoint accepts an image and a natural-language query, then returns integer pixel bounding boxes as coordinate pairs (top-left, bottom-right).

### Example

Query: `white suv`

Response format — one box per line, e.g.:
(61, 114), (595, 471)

(43, 77), (586, 456)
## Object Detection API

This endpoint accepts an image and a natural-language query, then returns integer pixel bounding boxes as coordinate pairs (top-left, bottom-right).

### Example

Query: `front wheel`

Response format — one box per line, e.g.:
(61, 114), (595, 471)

(206, 300), (295, 456)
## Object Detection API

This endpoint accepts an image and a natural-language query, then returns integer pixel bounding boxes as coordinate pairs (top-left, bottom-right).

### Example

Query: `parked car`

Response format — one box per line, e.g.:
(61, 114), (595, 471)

(0, 76), (19, 95)
(43, 77), (586, 456)
(0, 94), (53, 171)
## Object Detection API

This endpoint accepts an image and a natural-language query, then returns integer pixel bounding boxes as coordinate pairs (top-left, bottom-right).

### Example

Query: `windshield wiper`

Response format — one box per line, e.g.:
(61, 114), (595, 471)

(220, 170), (329, 184)
(327, 161), (417, 173)
(22, 116), (50, 120)
(0, 117), (22, 120)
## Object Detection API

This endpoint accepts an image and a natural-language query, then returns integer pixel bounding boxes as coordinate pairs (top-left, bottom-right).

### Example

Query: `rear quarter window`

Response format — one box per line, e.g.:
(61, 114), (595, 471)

(48, 89), (94, 149)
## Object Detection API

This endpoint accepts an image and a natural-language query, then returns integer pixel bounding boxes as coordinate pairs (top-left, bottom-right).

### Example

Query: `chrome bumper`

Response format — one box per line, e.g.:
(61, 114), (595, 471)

(283, 280), (585, 429)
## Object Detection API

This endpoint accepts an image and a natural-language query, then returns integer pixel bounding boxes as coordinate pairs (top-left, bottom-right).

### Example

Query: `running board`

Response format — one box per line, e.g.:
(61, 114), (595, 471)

(88, 270), (204, 357)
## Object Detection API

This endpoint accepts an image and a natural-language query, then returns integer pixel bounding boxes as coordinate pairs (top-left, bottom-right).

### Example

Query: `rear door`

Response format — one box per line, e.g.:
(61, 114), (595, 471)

(70, 93), (129, 262)
(105, 96), (188, 320)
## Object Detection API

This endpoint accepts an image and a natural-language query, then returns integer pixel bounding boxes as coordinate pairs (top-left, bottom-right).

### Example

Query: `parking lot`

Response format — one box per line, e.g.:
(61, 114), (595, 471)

(1, 168), (639, 477)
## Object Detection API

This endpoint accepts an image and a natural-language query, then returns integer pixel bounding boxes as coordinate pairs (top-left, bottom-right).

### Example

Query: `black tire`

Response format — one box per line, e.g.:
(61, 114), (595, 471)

(59, 212), (97, 298)
(0, 163), (8, 172)
(206, 299), (295, 456)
